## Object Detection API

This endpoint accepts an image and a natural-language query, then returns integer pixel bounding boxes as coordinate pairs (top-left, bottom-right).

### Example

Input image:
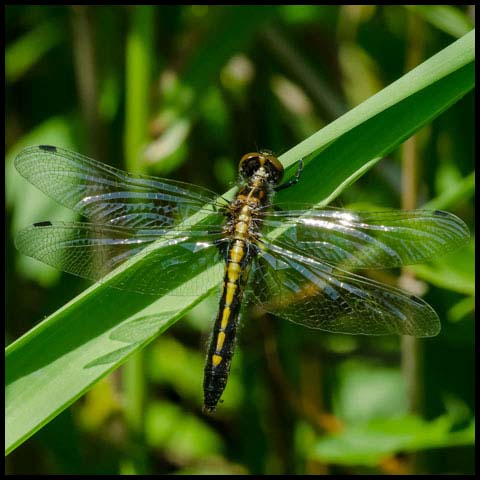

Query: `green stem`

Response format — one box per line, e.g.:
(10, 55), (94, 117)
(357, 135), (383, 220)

(122, 6), (155, 473)
(124, 5), (155, 173)
(122, 351), (148, 474)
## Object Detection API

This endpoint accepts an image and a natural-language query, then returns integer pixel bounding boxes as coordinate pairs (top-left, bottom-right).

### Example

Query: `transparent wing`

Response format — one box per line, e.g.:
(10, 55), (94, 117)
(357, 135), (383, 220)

(261, 205), (469, 268)
(248, 242), (440, 337)
(15, 145), (222, 228)
(15, 221), (226, 296)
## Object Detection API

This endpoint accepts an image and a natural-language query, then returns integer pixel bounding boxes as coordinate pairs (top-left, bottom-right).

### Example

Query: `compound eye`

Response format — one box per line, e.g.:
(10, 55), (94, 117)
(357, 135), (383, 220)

(264, 155), (284, 185)
(239, 152), (261, 179)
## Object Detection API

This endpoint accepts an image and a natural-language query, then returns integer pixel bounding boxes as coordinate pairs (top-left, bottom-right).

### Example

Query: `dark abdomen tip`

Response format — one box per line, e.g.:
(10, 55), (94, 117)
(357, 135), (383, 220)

(202, 404), (216, 415)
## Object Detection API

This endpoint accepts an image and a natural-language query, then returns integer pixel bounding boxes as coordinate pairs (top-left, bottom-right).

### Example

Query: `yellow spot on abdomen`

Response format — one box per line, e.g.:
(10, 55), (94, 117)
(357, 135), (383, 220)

(221, 307), (230, 329)
(230, 243), (244, 263)
(225, 282), (237, 306)
(227, 262), (240, 283)
(212, 354), (222, 366)
(216, 331), (226, 351)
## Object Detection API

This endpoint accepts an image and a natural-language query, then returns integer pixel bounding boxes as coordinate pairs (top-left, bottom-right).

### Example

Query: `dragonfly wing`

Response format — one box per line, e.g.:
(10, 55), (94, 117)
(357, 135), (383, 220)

(15, 145), (221, 228)
(261, 206), (469, 268)
(249, 242), (440, 337)
(15, 221), (226, 296)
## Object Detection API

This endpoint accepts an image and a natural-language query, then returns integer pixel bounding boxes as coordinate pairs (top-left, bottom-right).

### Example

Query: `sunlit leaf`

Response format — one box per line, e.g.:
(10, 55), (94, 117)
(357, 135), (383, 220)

(310, 414), (475, 466)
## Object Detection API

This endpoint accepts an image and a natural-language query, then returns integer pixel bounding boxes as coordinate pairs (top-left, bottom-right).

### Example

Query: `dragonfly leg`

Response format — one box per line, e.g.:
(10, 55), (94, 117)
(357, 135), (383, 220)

(274, 159), (304, 192)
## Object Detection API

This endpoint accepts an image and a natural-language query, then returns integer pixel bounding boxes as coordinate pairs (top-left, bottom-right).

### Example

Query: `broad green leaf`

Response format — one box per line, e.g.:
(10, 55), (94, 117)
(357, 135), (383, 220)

(333, 360), (407, 423)
(310, 414), (475, 466)
(144, 400), (224, 460)
(5, 30), (475, 455)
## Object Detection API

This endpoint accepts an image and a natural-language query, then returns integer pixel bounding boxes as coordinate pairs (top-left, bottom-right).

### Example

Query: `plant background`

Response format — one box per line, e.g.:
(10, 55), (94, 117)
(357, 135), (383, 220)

(5, 5), (475, 475)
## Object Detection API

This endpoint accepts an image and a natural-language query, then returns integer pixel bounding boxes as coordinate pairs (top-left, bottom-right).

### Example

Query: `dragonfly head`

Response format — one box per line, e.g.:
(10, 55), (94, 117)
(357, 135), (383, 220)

(239, 151), (284, 185)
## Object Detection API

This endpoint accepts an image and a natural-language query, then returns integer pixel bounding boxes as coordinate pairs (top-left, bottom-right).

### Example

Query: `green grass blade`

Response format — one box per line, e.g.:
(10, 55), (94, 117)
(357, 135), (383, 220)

(5, 30), (474, 455)
(6, 19), (63, 82)
(405, 5), (474, 38)
(124, 6), (155, 173)
(276, 29), (474, 205)
(422, 171), (475, 211)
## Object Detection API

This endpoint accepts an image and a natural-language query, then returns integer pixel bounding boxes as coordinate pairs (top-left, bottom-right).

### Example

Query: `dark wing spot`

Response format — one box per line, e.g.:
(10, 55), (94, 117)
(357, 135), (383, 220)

(433, 210), (448, 217)
(409, 295), (424, 305)
(33, 221), (53, 227)
(39, 145), (57, 152)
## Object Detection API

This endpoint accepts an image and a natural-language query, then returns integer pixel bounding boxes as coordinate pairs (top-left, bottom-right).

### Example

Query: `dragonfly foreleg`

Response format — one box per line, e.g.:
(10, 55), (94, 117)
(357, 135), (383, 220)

(274, 159), (304, 192)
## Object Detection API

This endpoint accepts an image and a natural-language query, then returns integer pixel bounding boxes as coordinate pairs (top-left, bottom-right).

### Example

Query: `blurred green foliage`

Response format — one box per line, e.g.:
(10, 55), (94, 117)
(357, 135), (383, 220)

(5, 5), (474, 475)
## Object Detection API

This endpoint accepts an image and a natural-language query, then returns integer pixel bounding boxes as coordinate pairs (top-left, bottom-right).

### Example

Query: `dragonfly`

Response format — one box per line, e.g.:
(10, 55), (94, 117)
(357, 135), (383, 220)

(14, 145), (469, 413)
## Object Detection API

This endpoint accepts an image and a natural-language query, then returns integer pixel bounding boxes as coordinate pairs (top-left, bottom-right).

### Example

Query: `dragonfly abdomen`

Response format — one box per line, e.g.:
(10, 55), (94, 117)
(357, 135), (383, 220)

(203, 236), (254, 413)
(203, 166), (273, 413)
